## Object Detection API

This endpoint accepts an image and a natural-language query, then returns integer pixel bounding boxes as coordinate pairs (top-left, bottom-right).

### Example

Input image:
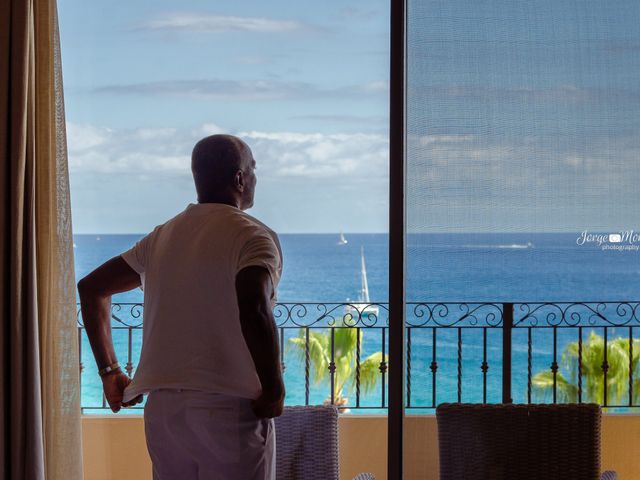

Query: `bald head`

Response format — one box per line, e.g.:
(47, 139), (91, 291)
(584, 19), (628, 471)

(191, 134), (257, 209)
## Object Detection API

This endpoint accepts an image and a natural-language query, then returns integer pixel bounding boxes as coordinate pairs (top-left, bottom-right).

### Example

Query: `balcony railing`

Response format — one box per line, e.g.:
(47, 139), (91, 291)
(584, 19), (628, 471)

(77, 301), (640, 413)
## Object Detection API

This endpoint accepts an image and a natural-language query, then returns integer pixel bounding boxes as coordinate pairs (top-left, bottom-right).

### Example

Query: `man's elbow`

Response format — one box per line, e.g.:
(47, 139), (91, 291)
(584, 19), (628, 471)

(77, 275), (101, 299)
(77, 276), (88, 295)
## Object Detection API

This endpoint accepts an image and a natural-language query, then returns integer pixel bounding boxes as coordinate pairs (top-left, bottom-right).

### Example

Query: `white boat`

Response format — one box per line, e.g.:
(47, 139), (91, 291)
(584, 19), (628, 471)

(345, 247), (379, 321)
(498, 241), (534, 249)
(338, 232), (348, 245)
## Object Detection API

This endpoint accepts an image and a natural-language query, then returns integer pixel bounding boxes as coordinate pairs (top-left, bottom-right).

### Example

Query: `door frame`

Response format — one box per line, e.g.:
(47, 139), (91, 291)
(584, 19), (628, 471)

(388, 0), (406, 478)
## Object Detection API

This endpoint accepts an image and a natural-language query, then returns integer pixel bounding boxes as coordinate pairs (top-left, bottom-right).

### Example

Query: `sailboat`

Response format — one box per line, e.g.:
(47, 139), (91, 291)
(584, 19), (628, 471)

(345, 247), (379, 320)
(338, 232), (348, 245)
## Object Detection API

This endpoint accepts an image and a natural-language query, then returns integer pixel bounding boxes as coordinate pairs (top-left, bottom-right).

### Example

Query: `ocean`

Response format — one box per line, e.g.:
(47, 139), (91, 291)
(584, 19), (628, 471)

(75, 232), (640, 414)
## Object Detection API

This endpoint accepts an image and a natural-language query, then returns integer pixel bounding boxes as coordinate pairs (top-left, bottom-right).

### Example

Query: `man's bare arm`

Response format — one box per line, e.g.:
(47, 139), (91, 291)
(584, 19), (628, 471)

(78, 256), (140, 368)
(77, 255), (142, 412)
(236, 266), (284, 418)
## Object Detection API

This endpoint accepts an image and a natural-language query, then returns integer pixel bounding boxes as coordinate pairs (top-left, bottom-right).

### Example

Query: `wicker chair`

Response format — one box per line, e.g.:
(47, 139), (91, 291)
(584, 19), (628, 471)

(274, 405), (375, 480)
(436, 403), (617, 480)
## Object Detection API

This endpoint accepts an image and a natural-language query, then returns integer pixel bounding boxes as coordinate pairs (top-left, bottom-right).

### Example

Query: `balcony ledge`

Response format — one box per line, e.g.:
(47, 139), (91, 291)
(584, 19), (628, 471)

(82, 413), (640, 480)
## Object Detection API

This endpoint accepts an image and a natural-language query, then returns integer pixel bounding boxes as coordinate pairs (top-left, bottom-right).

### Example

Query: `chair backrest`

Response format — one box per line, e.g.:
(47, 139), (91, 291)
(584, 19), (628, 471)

(436, 403), (602, 480)
(274, 405), (340, 480)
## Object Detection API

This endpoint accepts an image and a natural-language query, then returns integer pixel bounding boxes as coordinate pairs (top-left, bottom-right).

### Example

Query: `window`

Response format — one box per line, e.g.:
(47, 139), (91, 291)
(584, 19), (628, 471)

(59, 0), (390, 423)
(402, 0), (640, 475)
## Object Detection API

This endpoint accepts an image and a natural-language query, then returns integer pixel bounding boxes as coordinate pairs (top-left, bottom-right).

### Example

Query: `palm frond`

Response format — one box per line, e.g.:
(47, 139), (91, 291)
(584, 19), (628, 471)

(531, 371), (578, 403)
(355, 352), (387, 396)
(288, 330), (331, 384)
(533, 330), (639, 405)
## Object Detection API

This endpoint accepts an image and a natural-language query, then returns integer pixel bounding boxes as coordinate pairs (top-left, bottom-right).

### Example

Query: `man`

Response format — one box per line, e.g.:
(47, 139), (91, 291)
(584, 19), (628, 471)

(78, 134), (284, 480)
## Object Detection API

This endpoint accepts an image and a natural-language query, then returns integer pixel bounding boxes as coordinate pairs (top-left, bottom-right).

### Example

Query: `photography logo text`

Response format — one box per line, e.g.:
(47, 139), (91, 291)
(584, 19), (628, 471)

(576, 230), (640, 252)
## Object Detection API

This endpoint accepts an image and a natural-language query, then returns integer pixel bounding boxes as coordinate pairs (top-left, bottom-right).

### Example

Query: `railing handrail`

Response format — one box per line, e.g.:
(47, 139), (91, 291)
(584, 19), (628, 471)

(77, 300), (640, 412)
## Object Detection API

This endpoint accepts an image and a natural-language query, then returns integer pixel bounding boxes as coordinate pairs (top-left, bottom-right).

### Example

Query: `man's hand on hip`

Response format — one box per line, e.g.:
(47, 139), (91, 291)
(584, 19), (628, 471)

(102, 371), (143, 413)
(252, 385), (285, 419)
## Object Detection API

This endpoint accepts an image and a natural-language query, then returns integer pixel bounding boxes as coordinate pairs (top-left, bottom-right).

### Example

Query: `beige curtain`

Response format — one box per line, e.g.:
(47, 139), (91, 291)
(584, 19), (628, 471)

(0, 0), (83, 479)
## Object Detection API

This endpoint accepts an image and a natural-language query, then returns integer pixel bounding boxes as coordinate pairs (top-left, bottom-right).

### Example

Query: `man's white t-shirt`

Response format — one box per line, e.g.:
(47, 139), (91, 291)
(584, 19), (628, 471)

(120, 202), (282, 404)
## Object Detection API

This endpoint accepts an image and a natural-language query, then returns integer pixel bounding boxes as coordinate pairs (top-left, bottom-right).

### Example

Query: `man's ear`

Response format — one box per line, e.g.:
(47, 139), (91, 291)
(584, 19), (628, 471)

(235, 170), (245, 192)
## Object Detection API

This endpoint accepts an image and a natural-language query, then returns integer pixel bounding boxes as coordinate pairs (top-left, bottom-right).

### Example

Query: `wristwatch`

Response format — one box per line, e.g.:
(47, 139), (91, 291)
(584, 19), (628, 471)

(98, 362), (121, 377)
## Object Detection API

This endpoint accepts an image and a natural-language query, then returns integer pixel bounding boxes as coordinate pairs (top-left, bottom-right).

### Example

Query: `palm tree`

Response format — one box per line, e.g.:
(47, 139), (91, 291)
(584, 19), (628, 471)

(288, 318), (387, 408)
(532, 330), (640, 405)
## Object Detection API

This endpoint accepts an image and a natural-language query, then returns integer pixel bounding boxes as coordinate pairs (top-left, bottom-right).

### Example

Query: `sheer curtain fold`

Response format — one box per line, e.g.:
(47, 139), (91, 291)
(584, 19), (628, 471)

(1, 0), (83, 479)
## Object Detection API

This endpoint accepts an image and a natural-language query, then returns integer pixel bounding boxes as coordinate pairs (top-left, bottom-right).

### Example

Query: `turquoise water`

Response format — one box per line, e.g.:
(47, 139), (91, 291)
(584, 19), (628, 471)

(75, 232), (640, 413)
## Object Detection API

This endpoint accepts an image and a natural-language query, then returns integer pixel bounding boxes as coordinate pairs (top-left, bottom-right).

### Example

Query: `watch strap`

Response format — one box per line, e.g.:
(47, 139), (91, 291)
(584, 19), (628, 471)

(98, 362), (121, 377)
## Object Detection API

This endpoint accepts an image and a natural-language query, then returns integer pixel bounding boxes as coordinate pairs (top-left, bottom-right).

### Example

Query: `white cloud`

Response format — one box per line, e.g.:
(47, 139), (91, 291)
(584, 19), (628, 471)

(67, 124), (212, 174)
(66, 124), (111, 151)
(359, 81), (389, 94)
(405, 132), (640, 201)
(416, 134), (474, 146)
(95, 78), (388, 101)
(68, 123), (638, 194)
(66, 123), (389, 180)
(67, 122), (640, 233)
(239, 130), (388, 178)
(409, 84), (640, 106)
(138, 13), (306, 33)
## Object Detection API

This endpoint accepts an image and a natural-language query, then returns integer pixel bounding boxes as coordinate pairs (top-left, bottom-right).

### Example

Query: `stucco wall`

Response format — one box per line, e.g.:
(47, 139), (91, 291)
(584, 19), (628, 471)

(82, 414), (640, 479)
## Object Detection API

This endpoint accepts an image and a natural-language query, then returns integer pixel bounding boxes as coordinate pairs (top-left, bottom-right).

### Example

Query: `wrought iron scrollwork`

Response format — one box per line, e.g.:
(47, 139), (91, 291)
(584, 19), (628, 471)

(514, 302), (640, 327)
(76, 300), (640, 412)
(408, 302), (503, 327)
(77, 302), (144, 328)
(273, 302), (388, 327)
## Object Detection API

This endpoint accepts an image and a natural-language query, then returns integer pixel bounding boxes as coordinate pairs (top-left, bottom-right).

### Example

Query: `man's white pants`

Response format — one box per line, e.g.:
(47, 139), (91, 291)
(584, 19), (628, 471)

(143, 389), (276, 480)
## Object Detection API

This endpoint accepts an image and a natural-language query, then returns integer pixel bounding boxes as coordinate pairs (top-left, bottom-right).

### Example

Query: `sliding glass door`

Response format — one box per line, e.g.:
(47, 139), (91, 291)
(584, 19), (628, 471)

(393, 0), (640, 477)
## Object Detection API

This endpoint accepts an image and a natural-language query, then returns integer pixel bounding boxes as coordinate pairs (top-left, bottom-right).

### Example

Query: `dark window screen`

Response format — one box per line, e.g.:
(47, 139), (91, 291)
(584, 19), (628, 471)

(404, 1), (640, 412)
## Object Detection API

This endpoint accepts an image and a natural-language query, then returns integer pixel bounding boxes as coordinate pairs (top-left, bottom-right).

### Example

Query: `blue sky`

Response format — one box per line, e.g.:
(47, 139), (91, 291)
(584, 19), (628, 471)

(59, 1), (639, 234)
(59, 0), (390, 233)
